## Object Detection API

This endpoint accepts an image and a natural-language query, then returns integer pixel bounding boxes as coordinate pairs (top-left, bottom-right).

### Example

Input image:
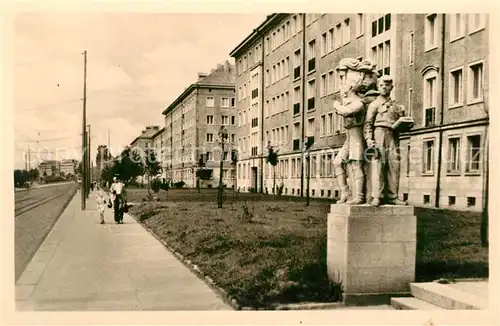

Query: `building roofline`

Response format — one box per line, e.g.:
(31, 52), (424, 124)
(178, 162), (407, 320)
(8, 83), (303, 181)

(161, 83), (235, 116)
(152, 126), (166, 138)
(228, 13), (288, 58)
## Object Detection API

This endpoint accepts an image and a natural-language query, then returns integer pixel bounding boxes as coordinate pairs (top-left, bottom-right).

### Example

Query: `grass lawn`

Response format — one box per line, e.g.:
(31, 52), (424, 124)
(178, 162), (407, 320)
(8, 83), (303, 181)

(128, 188), (488, 309)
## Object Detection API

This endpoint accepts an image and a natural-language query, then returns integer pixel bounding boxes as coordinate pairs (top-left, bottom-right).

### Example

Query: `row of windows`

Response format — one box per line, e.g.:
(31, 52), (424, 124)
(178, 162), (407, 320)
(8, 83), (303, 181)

(206, 115), (236, 126)
(425, 13), (487, 51)
(206, 96), (236, 108)
(422, 61), (484, 127)
(205, 133), (236, 143)
(420, 134), (482, 175)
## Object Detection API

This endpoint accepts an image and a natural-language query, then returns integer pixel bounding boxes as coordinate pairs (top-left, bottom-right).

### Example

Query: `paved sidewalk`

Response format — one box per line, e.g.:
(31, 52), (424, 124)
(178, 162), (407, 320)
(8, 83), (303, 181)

(15, 191), (232, 311)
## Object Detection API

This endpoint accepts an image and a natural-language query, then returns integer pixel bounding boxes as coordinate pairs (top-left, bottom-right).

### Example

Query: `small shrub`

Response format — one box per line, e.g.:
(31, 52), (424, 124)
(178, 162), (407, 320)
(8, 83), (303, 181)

(151, 179), (162, 193)
(238, 202), (253, 223)
(174, 181), (186, 188)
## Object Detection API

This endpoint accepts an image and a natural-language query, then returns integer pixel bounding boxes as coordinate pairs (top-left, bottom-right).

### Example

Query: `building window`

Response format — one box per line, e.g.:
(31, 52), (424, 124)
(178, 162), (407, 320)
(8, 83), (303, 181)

(423, 194), (431, 204)
(320, 74), (327, 97)
(293, 86), (301, 115)
(294, 49), (301, 79)
(448, 196), (456, 206)
(308, 39), (316, 72)
(447, 137), (461, 173)
(356, 13), (364, 36)
(335, 23), (342, 48)
(321, 32), (328, 56)
(328, 70), (335, 94)
(403, 193), (409, 201)
(466, 135), (481, 173)
(448, 68), (463, 106)
(468, 62), (484, 103)
(328, 28), (334, 52)
(450, 13), (465, 40)
(206, 115), (214, 125)
(307, 118), (315, 137)
(307, 79), (316, 111)
(343, 18), (350, 45)
(423, 139), (435, 174)
(221, 97), (230, 107)
(320, 115), (326, 136)
(221, 115), (229, 125)
(207, 151), (213, 161)
(206, 133), (214, 143)
(206, 96), (215, 107)
(425, 14), (438, 51)
(423, 70), (438, 127)
(231, 116), (236, 125)
(385, 14), (391, 31)
(231, 97), (236, 107)
(467, 196), (476, 207)
(469, 14), (486, 34)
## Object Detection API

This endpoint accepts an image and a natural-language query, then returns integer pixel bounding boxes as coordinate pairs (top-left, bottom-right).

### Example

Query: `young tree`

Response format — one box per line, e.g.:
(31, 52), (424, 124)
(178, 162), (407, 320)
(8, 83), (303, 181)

(266, 141), (279, 196)
(144, 148), (162, 197)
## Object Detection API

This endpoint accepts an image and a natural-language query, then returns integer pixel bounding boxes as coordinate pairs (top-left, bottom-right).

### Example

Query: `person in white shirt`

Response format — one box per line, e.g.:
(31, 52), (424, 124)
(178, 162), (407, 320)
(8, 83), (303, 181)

(109, 176), (126, 224)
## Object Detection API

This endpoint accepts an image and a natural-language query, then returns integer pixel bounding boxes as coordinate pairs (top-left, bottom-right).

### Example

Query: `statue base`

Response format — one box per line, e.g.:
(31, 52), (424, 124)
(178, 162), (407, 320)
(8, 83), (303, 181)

(327, 204), (416, 306)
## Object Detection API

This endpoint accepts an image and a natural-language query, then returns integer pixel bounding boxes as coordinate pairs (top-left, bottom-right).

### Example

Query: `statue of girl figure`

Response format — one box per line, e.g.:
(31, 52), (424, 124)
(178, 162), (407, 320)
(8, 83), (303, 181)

(332, 58), (379, 205)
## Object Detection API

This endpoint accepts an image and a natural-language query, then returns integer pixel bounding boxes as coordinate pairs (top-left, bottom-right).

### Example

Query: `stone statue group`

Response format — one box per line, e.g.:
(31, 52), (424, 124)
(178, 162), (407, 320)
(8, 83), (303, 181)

(332, 58), (414, 207)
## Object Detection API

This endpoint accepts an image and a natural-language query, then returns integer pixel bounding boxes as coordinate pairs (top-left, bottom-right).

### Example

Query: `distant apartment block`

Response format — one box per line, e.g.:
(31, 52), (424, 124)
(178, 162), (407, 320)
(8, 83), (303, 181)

(60, 159), (77, 176)
(229, 13), (488, 211)
(162, 61), (237, 188)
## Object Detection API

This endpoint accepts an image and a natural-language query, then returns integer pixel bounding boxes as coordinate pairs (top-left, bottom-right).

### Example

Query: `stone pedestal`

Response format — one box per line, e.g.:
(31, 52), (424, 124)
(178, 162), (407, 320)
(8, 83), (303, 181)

(327, 204), (416, 305)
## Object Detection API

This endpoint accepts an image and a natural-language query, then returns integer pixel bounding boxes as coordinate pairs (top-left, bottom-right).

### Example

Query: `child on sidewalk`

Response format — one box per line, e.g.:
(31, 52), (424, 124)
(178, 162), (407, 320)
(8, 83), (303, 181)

(96, 185), (106, 224)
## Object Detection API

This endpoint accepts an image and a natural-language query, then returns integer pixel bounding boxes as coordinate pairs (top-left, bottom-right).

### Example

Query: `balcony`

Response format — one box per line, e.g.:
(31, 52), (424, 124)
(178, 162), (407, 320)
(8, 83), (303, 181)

(293, 139), (300, 151)
(294, 66), (301, 79)
(308, 58), (316, 72)
(293, 103), (300, 115)
(307, 97), (315, 111)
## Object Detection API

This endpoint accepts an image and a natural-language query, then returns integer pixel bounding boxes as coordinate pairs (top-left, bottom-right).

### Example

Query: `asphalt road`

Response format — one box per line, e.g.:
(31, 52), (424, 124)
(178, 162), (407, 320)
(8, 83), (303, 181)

(15, 183), (78, 281)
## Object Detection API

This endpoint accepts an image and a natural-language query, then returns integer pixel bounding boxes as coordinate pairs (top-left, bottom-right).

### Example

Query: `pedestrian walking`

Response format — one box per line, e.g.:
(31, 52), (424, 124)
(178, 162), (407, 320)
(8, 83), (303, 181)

(109, 175), (126, 224)
(95, 185), (106, 224)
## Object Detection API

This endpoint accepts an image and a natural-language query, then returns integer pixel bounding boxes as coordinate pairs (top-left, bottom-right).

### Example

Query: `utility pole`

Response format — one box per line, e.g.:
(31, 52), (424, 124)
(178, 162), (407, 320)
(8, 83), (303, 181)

(87, 124), (91, 198)
(81, 50), (87, 210)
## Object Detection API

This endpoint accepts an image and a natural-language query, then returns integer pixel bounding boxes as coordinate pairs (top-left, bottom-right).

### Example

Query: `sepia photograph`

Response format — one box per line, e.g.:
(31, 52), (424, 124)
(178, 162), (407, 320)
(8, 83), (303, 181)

(8, 8), (493, 322)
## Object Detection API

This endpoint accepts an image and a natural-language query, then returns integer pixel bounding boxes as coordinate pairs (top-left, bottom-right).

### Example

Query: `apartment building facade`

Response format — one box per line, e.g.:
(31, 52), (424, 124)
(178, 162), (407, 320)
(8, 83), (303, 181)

(230, 13), (488, 211)
(151, 127), (166, 179)
(162, 62), (237, 188)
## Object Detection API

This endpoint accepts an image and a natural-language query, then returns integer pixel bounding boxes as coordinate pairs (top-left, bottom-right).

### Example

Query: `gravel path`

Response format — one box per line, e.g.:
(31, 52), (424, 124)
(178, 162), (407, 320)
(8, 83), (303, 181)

(15, 183), (78, 281)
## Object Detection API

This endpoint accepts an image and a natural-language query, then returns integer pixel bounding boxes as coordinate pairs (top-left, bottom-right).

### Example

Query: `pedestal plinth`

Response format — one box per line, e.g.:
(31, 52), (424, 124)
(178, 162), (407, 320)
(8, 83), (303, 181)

(327, 204), (416, 305)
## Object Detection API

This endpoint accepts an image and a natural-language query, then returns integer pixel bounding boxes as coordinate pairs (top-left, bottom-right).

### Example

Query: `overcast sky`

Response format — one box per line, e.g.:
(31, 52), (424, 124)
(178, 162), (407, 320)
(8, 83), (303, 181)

(13, 12), (267, 169)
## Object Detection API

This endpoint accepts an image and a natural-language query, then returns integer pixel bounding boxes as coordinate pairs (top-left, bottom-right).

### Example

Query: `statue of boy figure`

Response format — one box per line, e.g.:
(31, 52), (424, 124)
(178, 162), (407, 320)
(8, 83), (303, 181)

(332, 58), (378, 204)
(364, 75), (413, 206)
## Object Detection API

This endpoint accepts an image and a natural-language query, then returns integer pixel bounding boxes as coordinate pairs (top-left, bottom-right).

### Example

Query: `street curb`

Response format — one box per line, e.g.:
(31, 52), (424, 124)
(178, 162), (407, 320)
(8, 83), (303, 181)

(128, 212), (243, 311)
(127, 209), (349, 311)
(16, 184), (78, 282)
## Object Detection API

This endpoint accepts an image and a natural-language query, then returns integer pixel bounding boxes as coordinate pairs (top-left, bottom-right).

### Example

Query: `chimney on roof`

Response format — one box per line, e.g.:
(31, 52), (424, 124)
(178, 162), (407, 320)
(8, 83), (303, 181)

(197, 72), (208, 81)
(224, 60), (230, 74)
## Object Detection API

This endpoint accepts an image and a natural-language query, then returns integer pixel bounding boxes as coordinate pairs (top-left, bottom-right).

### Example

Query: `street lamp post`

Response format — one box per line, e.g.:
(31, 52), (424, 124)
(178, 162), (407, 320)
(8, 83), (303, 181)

(217, 126), (228, 208)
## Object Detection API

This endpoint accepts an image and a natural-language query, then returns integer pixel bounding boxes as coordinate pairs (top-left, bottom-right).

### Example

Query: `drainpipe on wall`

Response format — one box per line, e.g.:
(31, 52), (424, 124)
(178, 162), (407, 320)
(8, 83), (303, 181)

(434, 13), (446, 208)
(300, 13), (306, 197)
(259, 29), (265, 194)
